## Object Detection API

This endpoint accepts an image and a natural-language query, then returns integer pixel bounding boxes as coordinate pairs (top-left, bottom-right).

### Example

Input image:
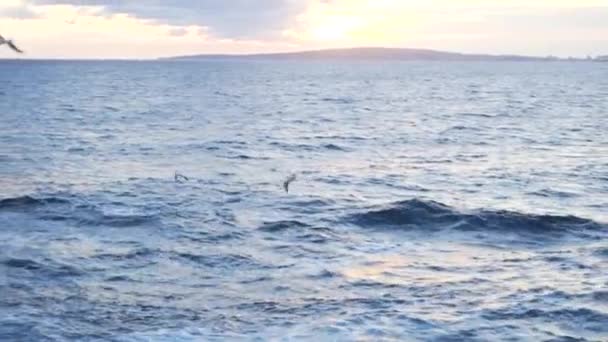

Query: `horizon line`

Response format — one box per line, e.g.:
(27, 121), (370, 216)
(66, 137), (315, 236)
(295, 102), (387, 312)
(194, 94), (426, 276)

(1, 46), (605, 61)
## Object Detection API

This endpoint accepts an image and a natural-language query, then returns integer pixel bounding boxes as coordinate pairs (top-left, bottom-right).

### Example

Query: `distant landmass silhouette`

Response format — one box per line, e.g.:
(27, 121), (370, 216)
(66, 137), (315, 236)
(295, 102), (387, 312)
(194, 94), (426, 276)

(162, 47), (580, 62)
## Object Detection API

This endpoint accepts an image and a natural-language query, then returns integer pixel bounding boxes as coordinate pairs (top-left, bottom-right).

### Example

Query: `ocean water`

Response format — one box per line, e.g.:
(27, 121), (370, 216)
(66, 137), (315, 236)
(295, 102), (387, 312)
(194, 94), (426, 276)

(1, 60), (607, 341)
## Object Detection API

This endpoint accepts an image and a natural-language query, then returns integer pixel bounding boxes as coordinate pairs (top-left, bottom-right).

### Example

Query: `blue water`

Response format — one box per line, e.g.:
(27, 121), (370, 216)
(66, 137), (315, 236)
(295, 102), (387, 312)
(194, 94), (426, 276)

(1, 60), (607, 341)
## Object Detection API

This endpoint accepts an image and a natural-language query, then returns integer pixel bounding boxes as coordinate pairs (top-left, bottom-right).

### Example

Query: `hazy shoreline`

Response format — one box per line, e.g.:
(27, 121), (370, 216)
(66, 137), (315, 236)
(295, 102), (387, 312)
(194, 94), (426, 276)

(161, 47), (605, 62)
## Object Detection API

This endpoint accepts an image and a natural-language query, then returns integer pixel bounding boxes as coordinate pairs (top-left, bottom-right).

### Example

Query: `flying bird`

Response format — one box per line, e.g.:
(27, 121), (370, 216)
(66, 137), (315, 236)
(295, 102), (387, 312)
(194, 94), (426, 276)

(0, 35), (24, 54)
(174, 171), (189, 183)
(283, 174), (297, 193)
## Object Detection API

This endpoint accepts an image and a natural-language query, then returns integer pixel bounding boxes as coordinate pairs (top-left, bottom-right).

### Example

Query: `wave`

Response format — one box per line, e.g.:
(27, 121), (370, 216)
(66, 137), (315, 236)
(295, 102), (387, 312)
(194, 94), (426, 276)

(175, 252), (266, 270)
(0, 195), (160, 228)
(594, 248), (608, 258)
(2, 257), (82, 277)
(323, 143), (349, 151)
(483, 307), (608, 332)
(258, 221), (337, 244)
(94, 248), (157, 261)
(0, 195), (71, 211)
(258, 220), (311, 232)
(349, 199), (605, 234)
(3, 195), (603, 236)
(320, 97), (355, 104)
(269, 141), (349, 152)
(89, 213), (160, 228)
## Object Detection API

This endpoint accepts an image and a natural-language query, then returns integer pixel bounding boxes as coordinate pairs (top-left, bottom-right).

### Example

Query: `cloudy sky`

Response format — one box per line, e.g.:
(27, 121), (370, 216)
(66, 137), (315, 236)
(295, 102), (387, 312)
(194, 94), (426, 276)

(1, 0), (607, 59)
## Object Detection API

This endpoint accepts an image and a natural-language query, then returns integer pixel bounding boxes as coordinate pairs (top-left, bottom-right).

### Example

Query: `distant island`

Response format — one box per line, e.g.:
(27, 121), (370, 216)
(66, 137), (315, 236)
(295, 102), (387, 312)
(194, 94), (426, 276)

(162, 47), (606, 62)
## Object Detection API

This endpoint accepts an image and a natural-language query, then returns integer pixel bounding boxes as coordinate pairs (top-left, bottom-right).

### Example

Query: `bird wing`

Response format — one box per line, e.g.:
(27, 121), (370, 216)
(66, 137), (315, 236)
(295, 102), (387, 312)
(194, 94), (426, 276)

(0, 35), (5, 43)
(7, 41), (23, 53)
(174, 172), (189, 183)
(283, 174), (296, 193)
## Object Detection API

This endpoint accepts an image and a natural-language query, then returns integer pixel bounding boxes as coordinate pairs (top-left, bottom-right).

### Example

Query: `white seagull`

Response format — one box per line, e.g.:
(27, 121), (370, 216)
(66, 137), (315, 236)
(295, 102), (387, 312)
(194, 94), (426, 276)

(0, 35), (24, 54)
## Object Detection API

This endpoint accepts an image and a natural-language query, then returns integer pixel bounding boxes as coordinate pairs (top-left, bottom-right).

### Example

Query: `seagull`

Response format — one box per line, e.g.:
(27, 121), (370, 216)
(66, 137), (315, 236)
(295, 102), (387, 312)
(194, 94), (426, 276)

(283, 174), (297, 193)
(0, 35), (24, 54)
(174, 171), (189, 183)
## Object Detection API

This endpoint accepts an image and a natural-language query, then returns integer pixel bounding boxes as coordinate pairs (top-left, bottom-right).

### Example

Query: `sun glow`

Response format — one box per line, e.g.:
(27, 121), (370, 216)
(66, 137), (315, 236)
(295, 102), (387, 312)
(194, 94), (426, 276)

(284, 0), (417, 46)
(283, 0), (608, 49)
(308, 15), (363, 41)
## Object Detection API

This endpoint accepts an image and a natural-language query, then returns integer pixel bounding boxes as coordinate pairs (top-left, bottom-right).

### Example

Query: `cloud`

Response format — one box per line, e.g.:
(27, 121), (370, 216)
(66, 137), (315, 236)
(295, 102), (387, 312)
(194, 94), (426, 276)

(0, 3), (300, 59)
(27, 0), (307, 38)
(167, 27), (188, 37)
(0, 1), (38, 19)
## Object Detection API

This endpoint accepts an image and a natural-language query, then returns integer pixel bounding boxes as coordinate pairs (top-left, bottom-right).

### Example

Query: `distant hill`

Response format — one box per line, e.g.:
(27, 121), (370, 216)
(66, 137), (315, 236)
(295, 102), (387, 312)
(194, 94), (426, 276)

(162, 47), (570, 62)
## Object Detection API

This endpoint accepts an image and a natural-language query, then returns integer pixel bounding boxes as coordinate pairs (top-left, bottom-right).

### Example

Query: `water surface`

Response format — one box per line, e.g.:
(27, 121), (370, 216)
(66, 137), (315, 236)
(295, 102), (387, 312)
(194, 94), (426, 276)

(1, 60), (607, 341)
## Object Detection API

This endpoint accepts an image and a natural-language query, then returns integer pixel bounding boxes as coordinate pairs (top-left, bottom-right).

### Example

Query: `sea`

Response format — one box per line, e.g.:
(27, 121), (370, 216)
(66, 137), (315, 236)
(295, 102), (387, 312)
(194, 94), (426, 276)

(1, 60), (607, 341)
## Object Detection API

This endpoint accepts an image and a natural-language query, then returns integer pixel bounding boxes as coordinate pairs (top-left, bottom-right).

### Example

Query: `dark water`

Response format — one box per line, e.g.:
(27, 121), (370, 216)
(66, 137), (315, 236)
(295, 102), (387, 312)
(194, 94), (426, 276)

(1, 60), (607, 341)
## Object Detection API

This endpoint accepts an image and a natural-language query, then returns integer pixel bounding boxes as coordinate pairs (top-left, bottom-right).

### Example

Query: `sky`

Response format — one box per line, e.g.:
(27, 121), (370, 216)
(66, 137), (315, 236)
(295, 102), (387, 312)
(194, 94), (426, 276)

(0, 0), (607, 59)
